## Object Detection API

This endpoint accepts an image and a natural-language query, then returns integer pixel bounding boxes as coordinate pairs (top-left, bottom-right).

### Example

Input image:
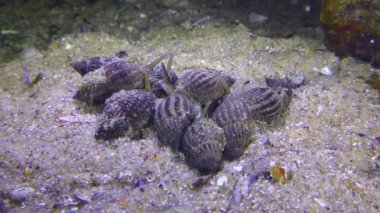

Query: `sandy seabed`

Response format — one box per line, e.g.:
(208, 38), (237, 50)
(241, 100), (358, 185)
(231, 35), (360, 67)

(0, 17), (379, 212)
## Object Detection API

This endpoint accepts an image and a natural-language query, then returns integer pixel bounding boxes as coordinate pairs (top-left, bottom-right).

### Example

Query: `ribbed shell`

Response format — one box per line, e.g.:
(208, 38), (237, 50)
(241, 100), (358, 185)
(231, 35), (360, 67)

(103, 59), (145, 91)
(212, 96), (252, 126)
(95, 89), (156, 139)
(239, 87), (292, 122)
(222, 121), (253, 160)
(175, 68), (235, 105)
(148, 66), (178, 98)
(154, 93), (199, 151)
(183, 118), (225, 174)
(70, 56), (116, 76)
(212, 96), (253, 160)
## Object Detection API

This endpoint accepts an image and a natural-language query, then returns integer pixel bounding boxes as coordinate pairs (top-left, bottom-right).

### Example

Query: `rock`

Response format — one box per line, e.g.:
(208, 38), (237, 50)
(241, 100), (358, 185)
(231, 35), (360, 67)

(320, 0), (380, 67)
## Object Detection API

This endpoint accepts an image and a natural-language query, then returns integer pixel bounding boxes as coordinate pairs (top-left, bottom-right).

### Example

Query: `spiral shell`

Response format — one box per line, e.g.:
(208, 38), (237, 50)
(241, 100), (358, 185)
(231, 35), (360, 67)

(212, 96), (251, 126)
(239, 87), (292, 122)
(95, 89), (156, 139)
(212, 96), (253, 160)
(73, 54), (168, 104)
(103, 59), (145, 91)
(175, 68), (235, 105)
(70, 56), (116, 76)
(148, 65), (178, 98)
(183, 118), (225, 174)
(154, 93), (199, 151)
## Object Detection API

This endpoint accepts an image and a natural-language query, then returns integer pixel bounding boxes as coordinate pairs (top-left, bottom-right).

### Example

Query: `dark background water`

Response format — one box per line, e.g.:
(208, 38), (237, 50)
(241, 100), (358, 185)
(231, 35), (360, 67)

(0, 0), (321, 62)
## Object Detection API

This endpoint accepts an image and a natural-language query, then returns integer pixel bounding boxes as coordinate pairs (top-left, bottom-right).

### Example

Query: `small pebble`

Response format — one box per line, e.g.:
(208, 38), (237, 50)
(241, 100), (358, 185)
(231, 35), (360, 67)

(233, 165), (243, 172)
(115, 51), (129, 58)
(10, 186), (35, 202)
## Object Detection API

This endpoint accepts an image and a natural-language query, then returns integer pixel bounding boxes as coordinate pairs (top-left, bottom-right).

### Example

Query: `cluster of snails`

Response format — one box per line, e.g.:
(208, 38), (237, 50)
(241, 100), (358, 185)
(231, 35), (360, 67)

(70, 53), (304, 174)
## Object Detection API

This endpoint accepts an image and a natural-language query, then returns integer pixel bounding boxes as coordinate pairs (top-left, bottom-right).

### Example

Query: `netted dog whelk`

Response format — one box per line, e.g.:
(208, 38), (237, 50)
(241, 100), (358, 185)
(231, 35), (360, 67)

(70, 53), (302, 174)
(71, 53), (175, 104)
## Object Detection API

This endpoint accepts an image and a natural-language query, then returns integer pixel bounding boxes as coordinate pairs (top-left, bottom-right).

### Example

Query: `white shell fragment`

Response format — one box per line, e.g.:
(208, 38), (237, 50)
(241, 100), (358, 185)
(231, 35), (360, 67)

(319, 66), (333, 76)
(217, 176), (228, 186)
(314, 198), (330, 209)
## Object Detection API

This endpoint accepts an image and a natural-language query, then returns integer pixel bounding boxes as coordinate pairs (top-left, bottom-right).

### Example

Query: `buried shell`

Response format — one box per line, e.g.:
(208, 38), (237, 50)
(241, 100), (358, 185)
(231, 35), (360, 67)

(265, 70), (306, 89)
(183, 118), (225, 174)
(212, 96), (254, 160)
(154, 93), (199, 151)
(238, 87), (292, 122)
(175, 68), (235, 105)
(95, 89), (156, 139)
(70, 56), (117, 76)
(73, 69), (113, 104)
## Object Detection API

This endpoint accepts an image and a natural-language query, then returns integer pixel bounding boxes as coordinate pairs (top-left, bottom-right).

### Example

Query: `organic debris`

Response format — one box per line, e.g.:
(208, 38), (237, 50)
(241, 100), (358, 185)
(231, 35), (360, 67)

(270, 163), (291, 183)
(365, 72), (380, 90)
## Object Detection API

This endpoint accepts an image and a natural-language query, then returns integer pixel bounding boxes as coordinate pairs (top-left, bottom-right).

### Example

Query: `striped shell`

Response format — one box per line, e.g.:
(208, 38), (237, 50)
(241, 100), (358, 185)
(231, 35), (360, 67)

(212, 96), (252, 126)
(154, 93), (199, 151)
(95, 89), (156, 139)
(73, 59), (146, 104)
(175, 68), (235, 105)
(70, 56), (116, 76)
(148, 65), (179, 98)
(183, 118), (225, 174)
(222, 121), (252, 160)
(212, 96), (253, 160)
(103, 59), (145, 91)
(239, 87), (292, 122)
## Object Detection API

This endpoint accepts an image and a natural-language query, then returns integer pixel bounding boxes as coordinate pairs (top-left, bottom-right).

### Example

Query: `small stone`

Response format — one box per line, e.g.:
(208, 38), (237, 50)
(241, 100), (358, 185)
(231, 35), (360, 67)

(10, 186), (35, 202)
(233, 165), (243, 172)
(248, 12), (268, 24)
